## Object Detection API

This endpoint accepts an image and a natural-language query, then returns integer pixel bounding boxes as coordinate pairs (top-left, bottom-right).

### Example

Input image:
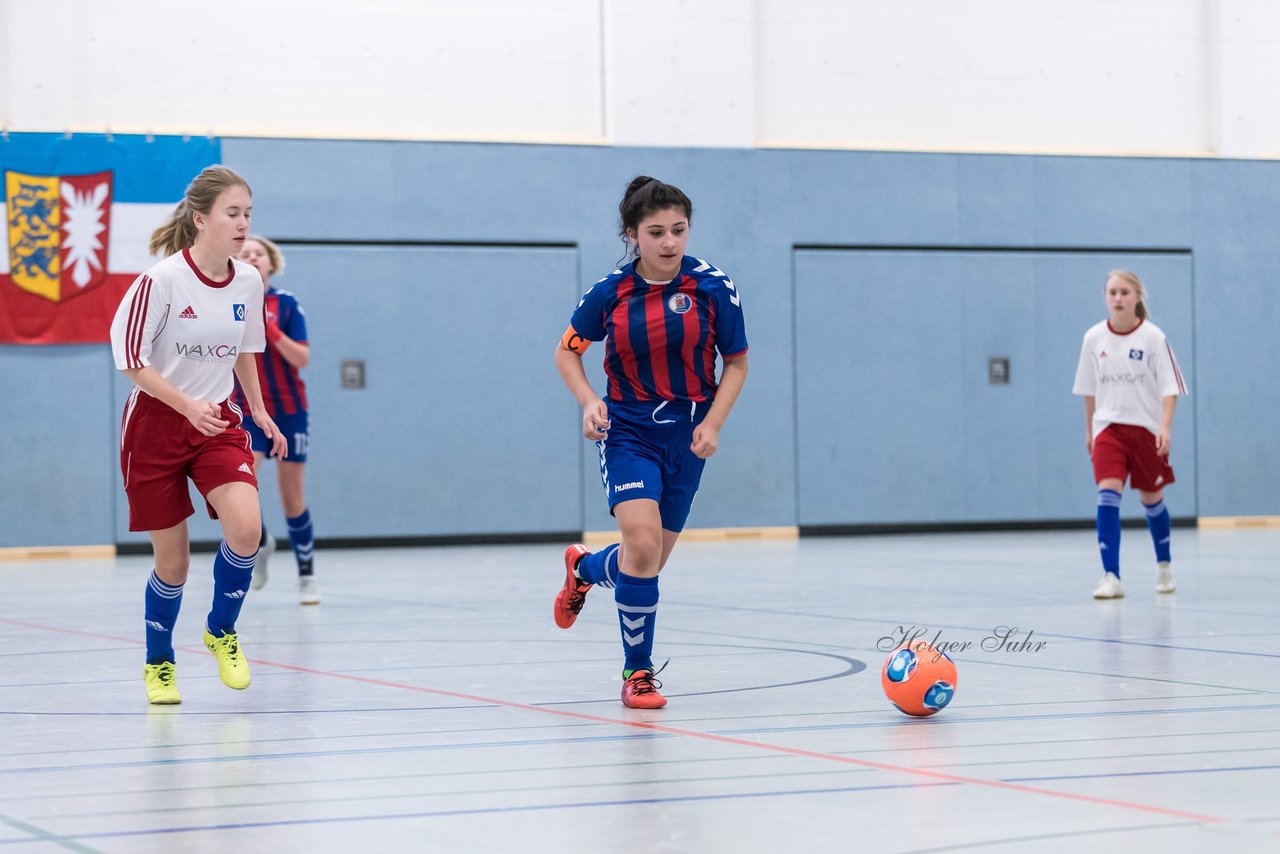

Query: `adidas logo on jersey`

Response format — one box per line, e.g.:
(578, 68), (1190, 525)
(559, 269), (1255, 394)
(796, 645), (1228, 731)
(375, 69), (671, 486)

(179, 305), (198, 319)
(238, 462), (253, 474)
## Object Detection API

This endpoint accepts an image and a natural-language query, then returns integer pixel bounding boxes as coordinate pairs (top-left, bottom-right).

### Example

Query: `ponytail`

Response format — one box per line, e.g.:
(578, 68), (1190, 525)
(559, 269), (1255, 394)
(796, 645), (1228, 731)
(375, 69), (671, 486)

(148, 165), (251, 258)
(148, 201), (198, 258)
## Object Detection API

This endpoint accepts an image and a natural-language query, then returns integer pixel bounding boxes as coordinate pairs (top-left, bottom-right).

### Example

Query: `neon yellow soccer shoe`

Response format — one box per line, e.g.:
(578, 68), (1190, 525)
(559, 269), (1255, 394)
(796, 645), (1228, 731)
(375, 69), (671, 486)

(144, 661), (182, 705)
(203, 628), (251, 690)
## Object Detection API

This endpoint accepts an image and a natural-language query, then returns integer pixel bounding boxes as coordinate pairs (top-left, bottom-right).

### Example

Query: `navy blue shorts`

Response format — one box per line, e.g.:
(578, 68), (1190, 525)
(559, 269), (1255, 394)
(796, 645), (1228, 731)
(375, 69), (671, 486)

(244, 410), (310, 463)
(596, 399), (709, 533)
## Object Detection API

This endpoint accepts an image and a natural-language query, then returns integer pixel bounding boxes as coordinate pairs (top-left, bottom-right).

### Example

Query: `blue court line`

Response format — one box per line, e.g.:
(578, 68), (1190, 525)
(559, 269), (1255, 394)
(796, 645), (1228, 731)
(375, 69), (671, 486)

(1004, 764), (1280, 782)
(899, 820), (1206, 853)
(0, 783), (1208, 850)
(0, 752), (792, 805)
(0, 731), (674, 776)
(0, 813), (102, 853)
(714, 701), (1280, 735)
(6, 704), (1277, 779)
(0, 779), (966, 845)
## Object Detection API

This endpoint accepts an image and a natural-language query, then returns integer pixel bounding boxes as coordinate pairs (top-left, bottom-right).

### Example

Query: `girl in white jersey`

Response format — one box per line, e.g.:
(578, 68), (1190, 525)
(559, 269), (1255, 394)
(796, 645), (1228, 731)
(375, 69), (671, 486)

(1072, 270), (1188, 600)
(109, 166), (287, 704)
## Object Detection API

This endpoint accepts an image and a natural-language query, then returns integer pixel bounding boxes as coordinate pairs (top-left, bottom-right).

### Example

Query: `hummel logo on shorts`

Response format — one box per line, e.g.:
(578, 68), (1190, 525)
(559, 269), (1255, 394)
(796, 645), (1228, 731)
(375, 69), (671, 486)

(179, 306), (198, 319)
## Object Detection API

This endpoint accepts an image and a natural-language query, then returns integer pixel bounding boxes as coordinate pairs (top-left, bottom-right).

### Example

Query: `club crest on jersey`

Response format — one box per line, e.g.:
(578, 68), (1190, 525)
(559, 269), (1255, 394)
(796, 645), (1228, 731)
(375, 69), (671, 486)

(232, 303), (246, 321)
(4, 169), (113, 302)
(1128, 349), (1143, 361)
(667, 292), (692, 315)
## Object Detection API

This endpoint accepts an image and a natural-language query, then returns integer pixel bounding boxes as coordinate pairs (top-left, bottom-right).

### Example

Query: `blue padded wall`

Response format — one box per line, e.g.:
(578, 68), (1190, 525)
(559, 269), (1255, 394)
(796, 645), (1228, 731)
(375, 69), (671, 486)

(2, 139), (1276, 547)
(794, 249), (1195, 525)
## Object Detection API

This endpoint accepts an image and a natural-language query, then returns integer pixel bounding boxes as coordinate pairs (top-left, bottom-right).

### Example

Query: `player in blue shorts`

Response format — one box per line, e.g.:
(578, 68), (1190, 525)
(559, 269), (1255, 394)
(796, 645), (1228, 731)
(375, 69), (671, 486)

(233, 236), (320, 605)
(553, 176), (749, 708)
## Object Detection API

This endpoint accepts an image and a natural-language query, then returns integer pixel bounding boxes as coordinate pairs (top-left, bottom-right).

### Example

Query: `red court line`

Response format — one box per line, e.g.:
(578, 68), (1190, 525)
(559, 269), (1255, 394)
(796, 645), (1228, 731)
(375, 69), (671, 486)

(0, 616), (1225, 824)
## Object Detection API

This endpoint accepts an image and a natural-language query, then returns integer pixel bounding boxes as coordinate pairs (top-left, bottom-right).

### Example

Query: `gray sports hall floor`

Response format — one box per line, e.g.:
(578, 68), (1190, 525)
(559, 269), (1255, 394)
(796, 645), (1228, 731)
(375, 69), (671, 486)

(2, 528), (1277, 853)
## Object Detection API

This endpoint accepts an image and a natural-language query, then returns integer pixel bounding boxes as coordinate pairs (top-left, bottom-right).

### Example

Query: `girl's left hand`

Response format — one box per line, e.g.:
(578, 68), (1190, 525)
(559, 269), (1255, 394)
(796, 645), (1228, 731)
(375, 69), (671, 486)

(691, 423), (720, 459)
(255, 413), (289, 460)
(1155, 429), (1172, 456)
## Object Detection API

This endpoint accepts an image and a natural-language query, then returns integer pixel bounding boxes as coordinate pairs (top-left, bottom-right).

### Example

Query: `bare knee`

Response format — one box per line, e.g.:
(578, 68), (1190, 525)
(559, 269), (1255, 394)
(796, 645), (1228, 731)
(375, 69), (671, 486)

(153, 556), (191, 586)
(621, 531), (663, 577)
(222, 518), (262, 556)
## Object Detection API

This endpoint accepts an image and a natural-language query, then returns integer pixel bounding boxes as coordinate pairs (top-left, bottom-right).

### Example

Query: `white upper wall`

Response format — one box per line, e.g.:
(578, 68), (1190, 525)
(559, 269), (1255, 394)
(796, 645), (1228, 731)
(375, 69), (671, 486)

(4, 0), (606, 143)
(5, 0), (1280, 158)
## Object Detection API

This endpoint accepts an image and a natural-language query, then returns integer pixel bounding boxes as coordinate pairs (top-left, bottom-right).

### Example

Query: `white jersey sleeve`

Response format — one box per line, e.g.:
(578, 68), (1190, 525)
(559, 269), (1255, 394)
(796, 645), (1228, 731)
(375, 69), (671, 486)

(110, 272), (172, 371)
(1145, 333), (1188, 399)
(1072, 335), (1096, 397)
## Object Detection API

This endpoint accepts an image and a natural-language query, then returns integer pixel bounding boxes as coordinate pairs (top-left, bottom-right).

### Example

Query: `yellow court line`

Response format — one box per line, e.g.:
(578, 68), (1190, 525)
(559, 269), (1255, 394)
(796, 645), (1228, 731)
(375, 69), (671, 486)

(583, 526), (798, 546)
(1197, 516), (1280, 530)
(0, 545), (117, 561)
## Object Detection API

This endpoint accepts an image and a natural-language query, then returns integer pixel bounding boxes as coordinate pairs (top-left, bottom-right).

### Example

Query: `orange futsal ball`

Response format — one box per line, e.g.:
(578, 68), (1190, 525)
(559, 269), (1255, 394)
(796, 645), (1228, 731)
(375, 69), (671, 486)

(881, 641), (958, 717)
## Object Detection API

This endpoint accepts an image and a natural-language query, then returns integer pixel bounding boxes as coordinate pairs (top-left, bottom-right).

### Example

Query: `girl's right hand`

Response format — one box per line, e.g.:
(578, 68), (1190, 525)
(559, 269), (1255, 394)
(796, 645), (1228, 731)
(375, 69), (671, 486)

(582, 400), (610, 440)
(185, 399), (230, 436)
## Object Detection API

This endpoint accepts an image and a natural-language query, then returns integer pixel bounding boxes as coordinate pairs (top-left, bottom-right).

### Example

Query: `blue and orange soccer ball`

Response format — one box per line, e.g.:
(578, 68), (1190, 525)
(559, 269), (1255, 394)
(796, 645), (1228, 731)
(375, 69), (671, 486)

(881, 641), (958, 717)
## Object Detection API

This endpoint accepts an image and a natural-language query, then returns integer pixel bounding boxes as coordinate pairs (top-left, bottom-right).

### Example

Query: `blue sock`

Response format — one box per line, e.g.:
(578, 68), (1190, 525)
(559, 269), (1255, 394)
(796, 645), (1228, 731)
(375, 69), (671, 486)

(1097, 489), (1122, 575)
(577, 543), (620, 588)
(287, 508), (315, 577)
(144, 570), (183, 664)
(615, 571), (659, 674)
(1143, 499), (1172, 563)
(207, 541), (256, 636)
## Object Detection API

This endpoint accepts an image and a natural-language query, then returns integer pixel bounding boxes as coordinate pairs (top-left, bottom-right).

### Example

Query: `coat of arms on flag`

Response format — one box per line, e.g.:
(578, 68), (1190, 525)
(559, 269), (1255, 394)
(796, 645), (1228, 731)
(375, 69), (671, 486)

(0, 133), (219, 345)
(6, 169), (113, 302)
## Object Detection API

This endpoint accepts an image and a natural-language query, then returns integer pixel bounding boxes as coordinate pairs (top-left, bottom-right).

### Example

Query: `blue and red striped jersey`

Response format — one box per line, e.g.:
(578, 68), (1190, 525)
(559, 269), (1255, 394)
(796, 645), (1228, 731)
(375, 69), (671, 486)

(232, 287), (309, 417)
(570, 256), (747, 403)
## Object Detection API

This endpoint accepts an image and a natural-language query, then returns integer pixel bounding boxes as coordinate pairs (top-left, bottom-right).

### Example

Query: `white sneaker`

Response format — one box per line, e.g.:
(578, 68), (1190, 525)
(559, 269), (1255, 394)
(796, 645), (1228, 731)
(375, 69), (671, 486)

(251, 533), (276, 591)
(1156, 563), (1176, 594)
(1092, 573), (1125, 599)
(299, 576), (320, 605)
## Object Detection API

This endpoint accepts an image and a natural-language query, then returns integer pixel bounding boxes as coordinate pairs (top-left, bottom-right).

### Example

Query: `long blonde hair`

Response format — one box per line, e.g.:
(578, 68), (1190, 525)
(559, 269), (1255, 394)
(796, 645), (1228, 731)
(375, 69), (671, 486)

(1106, 268), (1148, 320)
(149, 165), (252, 257)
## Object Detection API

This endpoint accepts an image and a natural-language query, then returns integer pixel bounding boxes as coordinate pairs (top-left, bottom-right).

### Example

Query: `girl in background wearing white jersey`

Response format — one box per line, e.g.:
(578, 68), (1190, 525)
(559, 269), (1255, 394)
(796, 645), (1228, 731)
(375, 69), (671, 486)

(1073, 270), (1188, 600)
(109, 166), (287, 704)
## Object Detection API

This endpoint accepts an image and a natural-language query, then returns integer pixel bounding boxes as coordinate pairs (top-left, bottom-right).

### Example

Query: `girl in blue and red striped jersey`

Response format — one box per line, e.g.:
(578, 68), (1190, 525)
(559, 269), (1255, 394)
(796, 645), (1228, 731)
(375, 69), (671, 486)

(232, 236), (319, 605)
(552, 176), (748, 708)
(1073, 269), (1188, 600)
(109, 166), (287, 705)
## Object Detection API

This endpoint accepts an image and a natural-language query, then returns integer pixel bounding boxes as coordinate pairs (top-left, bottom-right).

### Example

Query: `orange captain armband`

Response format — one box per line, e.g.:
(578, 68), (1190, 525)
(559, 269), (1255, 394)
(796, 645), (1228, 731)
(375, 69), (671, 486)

(561, 325), (591, 355)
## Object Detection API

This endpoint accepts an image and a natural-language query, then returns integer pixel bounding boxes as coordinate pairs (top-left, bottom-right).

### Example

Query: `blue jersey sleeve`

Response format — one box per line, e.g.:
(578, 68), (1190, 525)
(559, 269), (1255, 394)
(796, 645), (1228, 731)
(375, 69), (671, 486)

(279, 293), (309, 343)
(569, 279), (613, 341)
(712, 273), (747, 356)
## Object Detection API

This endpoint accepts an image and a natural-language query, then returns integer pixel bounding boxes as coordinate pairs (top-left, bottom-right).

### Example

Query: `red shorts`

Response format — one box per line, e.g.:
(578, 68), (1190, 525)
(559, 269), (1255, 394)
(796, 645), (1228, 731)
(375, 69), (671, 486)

(1091, 423), (1175, 492)
(120, 391), (258, 532)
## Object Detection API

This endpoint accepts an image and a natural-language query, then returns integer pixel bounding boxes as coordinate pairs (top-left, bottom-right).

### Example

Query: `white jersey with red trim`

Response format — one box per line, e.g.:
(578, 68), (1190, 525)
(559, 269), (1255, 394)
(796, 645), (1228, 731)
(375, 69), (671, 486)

(1072, 318), (1188, 438)
(110, 249), (266, 403)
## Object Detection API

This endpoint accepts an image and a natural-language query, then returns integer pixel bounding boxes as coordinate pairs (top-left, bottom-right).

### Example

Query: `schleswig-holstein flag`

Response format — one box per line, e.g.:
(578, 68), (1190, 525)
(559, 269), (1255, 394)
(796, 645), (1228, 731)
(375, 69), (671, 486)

(1, 133), (219, 344)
